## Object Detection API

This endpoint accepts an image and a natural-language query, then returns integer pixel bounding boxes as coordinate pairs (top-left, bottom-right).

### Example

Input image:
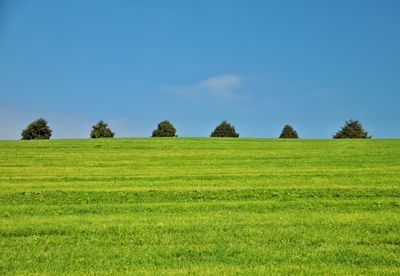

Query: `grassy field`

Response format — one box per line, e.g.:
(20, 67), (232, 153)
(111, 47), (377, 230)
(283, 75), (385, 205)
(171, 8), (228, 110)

(0, 138), (399, 274)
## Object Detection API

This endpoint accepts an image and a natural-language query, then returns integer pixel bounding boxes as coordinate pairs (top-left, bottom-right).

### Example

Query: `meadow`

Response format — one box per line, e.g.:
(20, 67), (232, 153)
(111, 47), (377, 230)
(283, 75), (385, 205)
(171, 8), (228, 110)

(0, 138), (399, 274)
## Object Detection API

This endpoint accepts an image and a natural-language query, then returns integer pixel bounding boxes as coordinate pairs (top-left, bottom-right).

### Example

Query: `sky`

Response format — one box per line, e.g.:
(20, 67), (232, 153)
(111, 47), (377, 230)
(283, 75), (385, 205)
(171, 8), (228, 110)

(1, 0), (399, 139)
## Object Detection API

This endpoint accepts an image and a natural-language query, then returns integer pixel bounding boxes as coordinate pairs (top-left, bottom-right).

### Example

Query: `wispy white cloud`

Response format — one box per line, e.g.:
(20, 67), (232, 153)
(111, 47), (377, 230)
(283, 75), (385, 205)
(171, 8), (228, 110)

(164, 74), (241, 99)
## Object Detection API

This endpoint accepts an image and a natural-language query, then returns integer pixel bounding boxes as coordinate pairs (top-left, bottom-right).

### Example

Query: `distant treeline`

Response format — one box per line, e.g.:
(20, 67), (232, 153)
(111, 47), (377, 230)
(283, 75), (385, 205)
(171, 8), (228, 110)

(19, 118), (371, 140)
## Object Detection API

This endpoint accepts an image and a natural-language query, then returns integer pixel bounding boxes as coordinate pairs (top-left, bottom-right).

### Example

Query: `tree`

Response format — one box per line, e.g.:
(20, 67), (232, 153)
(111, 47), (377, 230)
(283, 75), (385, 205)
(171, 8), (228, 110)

(333, 119), (371, 139)
(279, 124), (299, 138)
(152, 120), (177, 137)
(90, 120), (114, 138)
(21, 118), (52, 140)
(210, 121), (239, 137)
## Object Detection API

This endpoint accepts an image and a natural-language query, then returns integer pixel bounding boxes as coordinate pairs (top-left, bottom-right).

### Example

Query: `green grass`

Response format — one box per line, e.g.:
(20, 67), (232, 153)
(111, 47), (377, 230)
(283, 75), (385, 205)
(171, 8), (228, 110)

(0, 138), (399, 274)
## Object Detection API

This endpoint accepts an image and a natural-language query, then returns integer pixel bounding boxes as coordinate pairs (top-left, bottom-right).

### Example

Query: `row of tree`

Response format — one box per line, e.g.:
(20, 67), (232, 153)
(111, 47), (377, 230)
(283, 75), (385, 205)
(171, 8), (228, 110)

(20, 118), (371, 140)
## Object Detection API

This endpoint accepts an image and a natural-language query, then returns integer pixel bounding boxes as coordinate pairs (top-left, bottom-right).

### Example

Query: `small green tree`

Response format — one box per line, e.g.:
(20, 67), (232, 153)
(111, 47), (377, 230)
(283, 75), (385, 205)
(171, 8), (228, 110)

(210, 121), (239, 137)
(21, 118), (52, 140)
(279, 124), (299, 138)
(90, 120), (114, 138)
(333, 119), (371, 139)
(152, 120), (177, 137)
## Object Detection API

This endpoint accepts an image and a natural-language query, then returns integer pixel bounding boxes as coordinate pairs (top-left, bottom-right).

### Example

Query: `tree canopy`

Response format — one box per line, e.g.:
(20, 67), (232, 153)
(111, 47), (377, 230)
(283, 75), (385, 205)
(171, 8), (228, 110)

(152, 120), (177, 137)
(333, 119), (371, 139)
(90, 120), (115, 138)
(21, 118), (52, 140)
(279, 124), (299, 138)
(210, 121), (239, 137)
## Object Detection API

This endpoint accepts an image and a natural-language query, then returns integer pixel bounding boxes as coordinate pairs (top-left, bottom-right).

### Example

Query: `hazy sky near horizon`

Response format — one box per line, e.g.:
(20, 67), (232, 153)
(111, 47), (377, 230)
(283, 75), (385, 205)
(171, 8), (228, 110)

(1, 0), (399, 139)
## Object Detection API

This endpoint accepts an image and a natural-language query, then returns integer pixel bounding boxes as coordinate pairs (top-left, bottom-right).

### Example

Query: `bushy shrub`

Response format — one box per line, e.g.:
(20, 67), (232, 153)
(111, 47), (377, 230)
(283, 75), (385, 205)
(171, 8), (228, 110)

(279, 124), (299, 138)
(152, 120), (177, 137)
(21, 118), (52, 140)
(90, 120), (114, 138)
(333, 119), (371, 139)
(210, 121), (239, 137)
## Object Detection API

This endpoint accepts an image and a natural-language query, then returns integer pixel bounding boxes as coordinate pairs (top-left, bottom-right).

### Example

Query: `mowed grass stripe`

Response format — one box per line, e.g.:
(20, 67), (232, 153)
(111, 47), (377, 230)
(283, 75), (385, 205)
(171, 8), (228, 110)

(1, 188), (400, 205)
(2, 200), (400, 219)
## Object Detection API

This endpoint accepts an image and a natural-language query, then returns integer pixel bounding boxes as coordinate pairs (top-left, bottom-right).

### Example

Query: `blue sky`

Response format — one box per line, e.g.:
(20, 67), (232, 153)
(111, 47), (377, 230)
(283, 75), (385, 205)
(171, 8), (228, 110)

(1, 0), (399, 138)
